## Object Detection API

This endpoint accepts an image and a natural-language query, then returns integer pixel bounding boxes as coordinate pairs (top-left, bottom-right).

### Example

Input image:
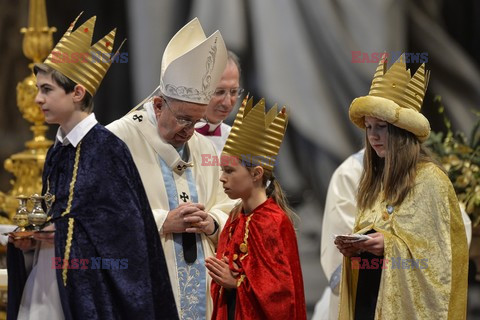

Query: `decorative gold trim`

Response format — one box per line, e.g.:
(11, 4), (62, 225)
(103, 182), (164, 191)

(46, 179), (52, 222)
(62, 217), (74, 286)
(236, 274), (246, 287)
(239, 214), (253, 261)
(58, 142), (81, 286)
(243, 214), (252, 243)
(62, 142), (82, 217)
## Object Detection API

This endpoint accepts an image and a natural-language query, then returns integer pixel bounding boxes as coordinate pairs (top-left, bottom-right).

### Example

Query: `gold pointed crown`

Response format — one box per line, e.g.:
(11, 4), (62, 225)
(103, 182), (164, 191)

(222, 97), (288, 171)
(349, 53), (431, 141)
(44, 13), (123, 96)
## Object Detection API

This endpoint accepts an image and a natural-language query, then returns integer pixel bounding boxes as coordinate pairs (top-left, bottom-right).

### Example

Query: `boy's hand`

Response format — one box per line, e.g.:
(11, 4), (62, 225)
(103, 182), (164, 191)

(9, 236), (36, 251)
(32, 224), (55, 245)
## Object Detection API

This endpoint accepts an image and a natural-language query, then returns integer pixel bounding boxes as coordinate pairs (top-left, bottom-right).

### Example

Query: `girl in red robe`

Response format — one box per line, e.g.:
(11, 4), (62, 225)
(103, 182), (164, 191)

(206, 98), (307, 320)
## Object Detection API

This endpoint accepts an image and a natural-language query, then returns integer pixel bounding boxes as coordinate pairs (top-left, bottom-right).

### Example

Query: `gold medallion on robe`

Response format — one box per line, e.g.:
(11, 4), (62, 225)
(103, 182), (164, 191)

(239, 243), (248, 253)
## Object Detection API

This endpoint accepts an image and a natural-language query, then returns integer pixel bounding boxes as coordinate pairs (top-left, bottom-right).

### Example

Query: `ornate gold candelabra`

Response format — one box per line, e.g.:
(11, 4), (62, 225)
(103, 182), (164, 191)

(0, 0), (56, 223)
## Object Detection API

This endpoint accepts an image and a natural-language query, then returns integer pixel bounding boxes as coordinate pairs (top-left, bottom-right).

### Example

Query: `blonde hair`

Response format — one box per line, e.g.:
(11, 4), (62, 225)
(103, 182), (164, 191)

(357, 123), (438, 210)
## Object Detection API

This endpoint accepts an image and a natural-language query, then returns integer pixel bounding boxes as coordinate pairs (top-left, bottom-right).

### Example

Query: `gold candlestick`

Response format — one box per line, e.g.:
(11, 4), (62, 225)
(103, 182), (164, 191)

(0, 0), (56, 222)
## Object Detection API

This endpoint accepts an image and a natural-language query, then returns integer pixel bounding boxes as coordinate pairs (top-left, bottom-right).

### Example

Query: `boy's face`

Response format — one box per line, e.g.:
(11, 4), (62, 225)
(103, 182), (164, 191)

(35, 73), (76, 126)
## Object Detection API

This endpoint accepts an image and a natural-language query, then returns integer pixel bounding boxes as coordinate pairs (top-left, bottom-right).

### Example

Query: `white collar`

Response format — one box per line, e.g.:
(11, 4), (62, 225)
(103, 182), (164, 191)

(127, 108), (194, 172)
(55, 113), (98, 147)
(144, 100), (157, 125)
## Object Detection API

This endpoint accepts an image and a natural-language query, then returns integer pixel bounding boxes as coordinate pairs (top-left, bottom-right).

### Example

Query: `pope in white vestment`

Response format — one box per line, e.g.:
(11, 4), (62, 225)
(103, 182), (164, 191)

(108, 103), (234, 319)
(108, 18), (235, 320)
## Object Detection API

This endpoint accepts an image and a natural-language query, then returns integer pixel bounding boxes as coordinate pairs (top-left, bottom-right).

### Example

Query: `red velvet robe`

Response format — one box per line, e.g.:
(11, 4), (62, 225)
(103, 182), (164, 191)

(211, 198), (306, 320)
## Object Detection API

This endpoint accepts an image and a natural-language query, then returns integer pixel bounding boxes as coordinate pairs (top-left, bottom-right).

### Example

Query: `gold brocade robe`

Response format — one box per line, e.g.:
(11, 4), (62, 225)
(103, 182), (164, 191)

(338, 162), (468, 320)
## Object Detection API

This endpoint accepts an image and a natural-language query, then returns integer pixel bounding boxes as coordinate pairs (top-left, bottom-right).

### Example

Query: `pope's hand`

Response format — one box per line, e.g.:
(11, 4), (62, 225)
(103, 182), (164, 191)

(163, 202), (206, 234)
(184, 208), (216, 234)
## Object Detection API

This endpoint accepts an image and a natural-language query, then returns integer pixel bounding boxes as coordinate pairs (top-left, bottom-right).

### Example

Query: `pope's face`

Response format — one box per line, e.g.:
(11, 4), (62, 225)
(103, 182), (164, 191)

(154, 96), (206, 148)
(365, 116), (388, 158)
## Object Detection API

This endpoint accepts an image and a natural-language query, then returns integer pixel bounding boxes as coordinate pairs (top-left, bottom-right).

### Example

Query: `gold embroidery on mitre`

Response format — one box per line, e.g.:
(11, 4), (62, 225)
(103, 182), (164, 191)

(369, 53), (430, 112)
(222, 96), (288, 171)
(44, 12), (125, 96)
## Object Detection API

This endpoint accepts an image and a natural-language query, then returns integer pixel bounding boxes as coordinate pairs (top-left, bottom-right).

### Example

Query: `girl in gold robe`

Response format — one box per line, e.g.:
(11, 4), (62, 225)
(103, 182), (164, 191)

(335, 54), (468, 319)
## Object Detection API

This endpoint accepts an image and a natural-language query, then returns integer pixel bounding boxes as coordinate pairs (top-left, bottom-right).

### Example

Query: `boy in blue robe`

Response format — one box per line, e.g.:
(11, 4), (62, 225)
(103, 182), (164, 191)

(7, 13), (178, 320)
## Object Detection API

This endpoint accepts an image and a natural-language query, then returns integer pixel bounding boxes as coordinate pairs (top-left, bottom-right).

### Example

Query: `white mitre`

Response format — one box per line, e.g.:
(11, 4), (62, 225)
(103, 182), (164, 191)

(159, 18), (228, 104)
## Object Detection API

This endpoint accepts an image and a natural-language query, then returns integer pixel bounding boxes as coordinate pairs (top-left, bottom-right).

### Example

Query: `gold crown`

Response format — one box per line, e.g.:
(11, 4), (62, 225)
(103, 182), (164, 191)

(222, 97), (288, 171)
(349, 53), (431, 141)
(369, 53), (430, 112)
(44, 13), (124, 96)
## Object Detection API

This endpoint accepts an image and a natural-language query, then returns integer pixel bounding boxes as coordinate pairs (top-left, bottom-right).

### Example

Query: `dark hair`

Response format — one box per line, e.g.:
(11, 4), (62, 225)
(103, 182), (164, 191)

(33, 63), (93, 112)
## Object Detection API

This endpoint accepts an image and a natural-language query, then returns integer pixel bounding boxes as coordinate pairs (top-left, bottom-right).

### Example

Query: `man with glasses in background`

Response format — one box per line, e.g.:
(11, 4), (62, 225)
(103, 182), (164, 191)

(195, 51), (243, 155)
(107, 18), (235, 320)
